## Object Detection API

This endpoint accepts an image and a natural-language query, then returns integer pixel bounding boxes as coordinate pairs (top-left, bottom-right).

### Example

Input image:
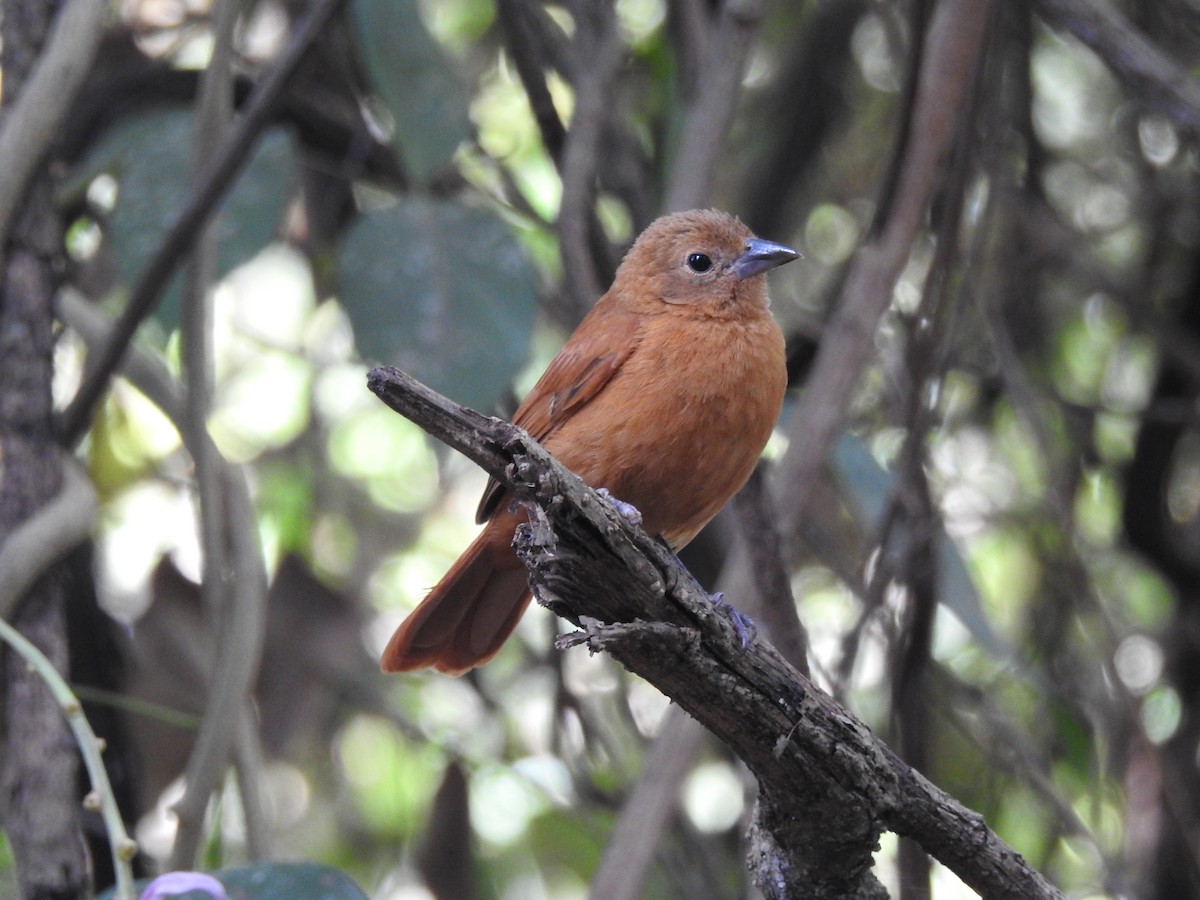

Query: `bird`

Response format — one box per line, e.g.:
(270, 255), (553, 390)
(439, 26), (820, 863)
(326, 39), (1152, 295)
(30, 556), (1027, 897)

(381, 209), (799, 674)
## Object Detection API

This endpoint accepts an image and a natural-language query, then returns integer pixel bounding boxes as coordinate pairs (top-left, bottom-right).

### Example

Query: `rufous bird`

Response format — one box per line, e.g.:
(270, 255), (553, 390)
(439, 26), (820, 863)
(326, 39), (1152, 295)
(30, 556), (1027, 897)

(381, 209), (799, 674)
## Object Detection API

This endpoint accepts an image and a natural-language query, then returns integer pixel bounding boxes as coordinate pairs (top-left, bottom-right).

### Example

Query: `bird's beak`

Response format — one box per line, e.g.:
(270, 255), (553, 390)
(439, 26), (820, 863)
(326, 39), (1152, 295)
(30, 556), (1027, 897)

(733, 238), (801, 280)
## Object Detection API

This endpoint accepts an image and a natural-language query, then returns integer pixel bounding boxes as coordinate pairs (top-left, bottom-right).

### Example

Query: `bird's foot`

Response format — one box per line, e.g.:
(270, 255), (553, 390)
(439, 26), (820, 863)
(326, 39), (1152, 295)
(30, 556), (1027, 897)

(596, 488), (643, 526)
(709, 591), (757, 648)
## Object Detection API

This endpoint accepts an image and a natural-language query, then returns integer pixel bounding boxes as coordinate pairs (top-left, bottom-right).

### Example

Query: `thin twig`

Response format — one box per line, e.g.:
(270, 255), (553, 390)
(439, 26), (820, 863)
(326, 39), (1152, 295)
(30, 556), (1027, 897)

(168, 464), (267, 864)
(494, 0), (568, 164)
(0, 616), (137, 900)
(171, 0), (270, 865)
(59, 0), (351, 445)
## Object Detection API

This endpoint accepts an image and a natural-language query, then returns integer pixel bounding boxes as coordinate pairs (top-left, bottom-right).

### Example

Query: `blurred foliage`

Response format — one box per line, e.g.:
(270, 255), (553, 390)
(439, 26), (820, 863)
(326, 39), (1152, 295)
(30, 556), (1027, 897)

(338, 198), (539, 410)
(76, 109), (298, 332)
(350, 0), (472, 183)
(6, 0), (1200, 897)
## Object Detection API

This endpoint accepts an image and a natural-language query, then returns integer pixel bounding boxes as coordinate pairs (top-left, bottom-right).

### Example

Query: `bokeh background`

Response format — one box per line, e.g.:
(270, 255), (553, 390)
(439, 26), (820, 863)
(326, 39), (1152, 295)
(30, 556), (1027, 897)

(4, 0), (1200, 897)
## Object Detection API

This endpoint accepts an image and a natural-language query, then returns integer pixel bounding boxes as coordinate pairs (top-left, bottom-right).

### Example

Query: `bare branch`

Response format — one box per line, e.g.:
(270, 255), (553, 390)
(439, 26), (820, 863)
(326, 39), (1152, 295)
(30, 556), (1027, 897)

(366, 363), (1062, 899)
(495, 0), (569, 164)
(556, 4), (624, 315)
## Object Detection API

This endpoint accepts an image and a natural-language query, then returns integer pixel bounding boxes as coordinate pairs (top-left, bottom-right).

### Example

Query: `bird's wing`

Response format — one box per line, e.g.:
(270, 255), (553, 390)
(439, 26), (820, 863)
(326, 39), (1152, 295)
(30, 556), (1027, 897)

(475, 305), (641, 523)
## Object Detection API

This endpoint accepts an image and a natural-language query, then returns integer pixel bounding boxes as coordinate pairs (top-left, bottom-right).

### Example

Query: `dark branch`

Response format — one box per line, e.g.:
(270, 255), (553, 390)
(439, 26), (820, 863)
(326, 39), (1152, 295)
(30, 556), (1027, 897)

(366, 364), (1063, 900)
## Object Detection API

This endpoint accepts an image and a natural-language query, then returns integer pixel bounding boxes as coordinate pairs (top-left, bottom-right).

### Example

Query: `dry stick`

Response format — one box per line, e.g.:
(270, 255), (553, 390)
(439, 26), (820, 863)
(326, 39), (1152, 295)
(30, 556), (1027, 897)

(58, 0), (350, 445)
(58, 291), (268, 872)
(0, 0), (108, 253)
(776, 0), (996, 540)
(1035, 0), (1200, 138)
(367, 364), (1062, 899)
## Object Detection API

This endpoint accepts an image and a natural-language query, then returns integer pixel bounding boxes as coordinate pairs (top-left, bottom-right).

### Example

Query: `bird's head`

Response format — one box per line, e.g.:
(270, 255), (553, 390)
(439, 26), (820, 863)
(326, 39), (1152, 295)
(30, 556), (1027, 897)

(610, 209), (799, 316)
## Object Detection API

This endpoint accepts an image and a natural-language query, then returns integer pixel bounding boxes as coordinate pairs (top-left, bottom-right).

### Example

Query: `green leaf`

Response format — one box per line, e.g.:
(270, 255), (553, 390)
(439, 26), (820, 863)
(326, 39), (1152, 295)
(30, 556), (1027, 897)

(350, 0), (471, 183)
(83, 107), (295, 331)
(338, 199), (538, 410)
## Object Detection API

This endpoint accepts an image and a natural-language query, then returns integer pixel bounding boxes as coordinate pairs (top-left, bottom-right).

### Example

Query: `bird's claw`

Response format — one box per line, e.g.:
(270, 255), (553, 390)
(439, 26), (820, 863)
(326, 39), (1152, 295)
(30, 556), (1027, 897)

(709, 591), (757, 648)
(597, 487), (643, 526)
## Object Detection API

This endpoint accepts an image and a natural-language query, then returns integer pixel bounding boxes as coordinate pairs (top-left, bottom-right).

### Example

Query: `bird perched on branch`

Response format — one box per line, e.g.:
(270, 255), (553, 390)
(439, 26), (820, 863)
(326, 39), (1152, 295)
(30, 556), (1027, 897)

(381, 209), (799, 674)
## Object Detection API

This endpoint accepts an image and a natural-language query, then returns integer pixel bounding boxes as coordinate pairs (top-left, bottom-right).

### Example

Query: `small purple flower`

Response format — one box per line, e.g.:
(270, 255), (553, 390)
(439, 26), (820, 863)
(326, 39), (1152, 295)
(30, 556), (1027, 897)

(139, 871), (228, 900)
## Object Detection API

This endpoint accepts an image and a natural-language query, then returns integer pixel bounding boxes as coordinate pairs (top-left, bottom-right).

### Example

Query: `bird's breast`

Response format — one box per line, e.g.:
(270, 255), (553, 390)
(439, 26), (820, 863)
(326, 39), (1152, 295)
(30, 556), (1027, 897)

(543, 312), (786, 548)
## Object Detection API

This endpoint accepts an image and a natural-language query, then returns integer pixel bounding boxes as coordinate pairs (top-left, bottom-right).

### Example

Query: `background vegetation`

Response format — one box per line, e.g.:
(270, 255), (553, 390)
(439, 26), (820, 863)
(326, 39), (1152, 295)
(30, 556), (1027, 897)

(3, 0), (1200, 896)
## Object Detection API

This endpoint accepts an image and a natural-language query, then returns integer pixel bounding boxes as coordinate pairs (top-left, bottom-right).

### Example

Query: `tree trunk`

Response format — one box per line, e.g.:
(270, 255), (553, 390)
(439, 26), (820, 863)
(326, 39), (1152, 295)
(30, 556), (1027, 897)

(0, 0), (90, 895)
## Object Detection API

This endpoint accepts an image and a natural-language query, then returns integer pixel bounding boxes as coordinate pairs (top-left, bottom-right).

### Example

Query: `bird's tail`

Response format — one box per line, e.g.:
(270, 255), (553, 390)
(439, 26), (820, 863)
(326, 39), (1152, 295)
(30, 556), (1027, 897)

(380, 515), (532, 674)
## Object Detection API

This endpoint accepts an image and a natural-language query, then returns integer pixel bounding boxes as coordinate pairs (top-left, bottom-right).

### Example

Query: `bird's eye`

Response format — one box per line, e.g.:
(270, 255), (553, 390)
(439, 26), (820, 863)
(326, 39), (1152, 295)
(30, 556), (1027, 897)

(686, 253), (713, 273)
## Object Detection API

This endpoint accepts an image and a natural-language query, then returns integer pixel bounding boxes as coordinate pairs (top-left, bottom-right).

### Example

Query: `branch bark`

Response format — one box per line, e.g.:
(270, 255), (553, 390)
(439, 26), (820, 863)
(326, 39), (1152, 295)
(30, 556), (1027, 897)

(1, 0), (93, 891)
(367, 364), (1062, 899)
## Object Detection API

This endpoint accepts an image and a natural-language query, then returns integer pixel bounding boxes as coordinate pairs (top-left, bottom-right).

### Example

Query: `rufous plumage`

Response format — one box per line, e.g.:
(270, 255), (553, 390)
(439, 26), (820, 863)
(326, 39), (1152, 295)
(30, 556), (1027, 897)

(381, 209), (798, 674)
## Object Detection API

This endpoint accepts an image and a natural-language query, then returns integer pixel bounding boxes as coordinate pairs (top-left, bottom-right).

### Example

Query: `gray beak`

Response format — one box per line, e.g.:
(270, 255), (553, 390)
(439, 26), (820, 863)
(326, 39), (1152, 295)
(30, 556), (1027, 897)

(733, 238), (801, 280)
